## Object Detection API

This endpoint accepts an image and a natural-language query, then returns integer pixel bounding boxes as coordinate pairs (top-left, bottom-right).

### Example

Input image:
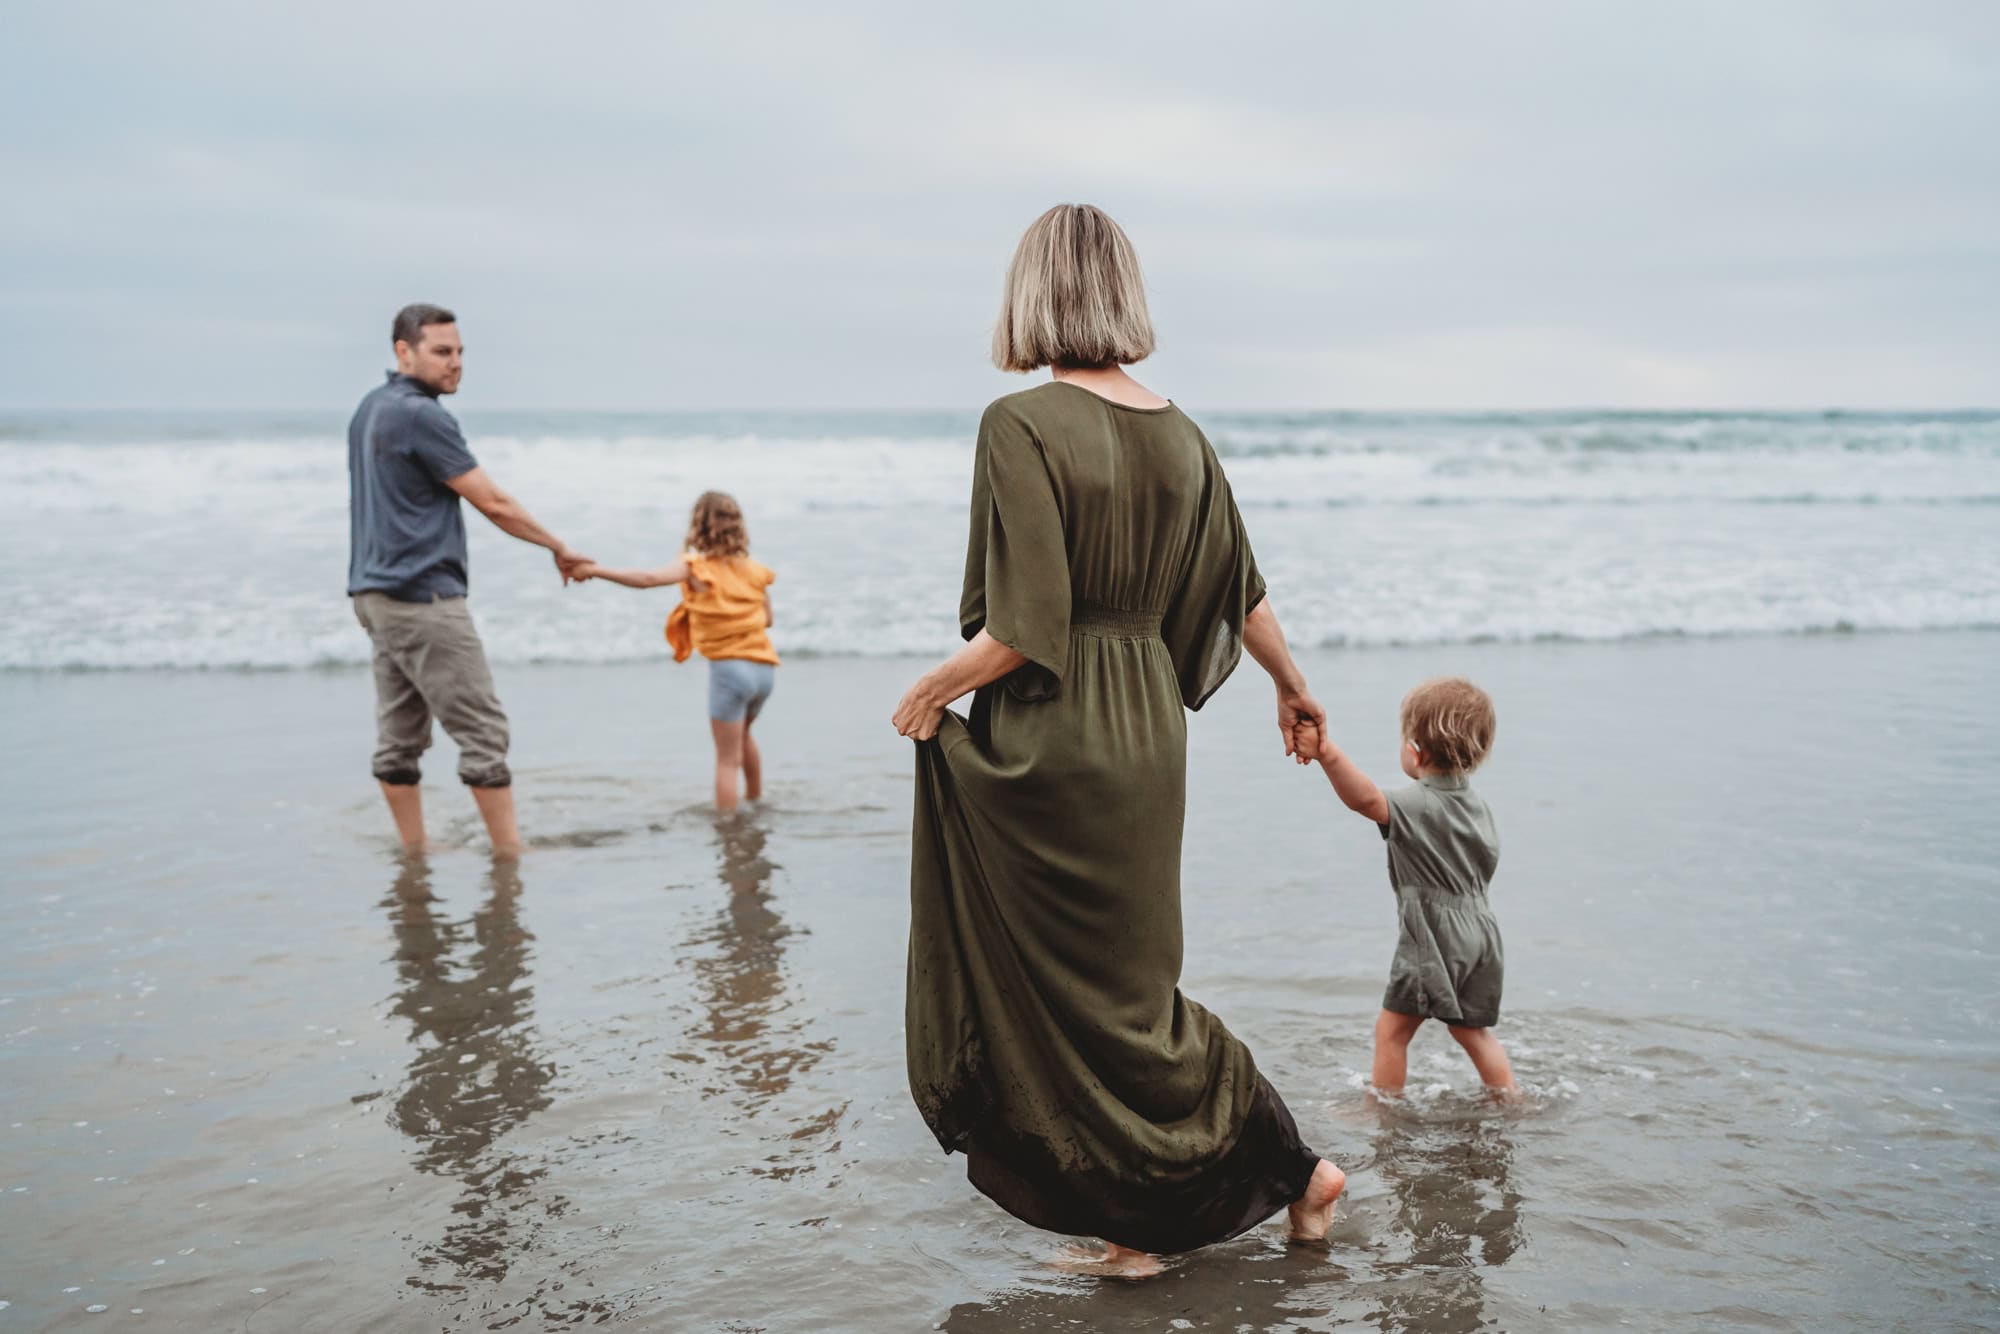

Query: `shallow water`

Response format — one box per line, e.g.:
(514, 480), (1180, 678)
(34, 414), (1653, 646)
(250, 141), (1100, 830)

(2, 635), (1997, 1330)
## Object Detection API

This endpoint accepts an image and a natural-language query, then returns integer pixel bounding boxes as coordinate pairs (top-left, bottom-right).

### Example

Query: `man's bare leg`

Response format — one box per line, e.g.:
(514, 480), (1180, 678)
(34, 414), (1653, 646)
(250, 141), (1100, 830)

(471, 784), (522, 856)
(379, 782), (426, 851)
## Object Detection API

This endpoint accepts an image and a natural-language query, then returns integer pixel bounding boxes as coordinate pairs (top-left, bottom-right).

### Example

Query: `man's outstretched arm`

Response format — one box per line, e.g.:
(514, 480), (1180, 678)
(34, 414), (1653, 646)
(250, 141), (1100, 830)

(446, 467), (589, 578)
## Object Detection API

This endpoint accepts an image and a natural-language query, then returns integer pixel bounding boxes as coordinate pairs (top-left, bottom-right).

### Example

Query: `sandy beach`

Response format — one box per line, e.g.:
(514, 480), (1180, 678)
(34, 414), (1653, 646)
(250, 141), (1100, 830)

(4, 631), (1996, 1330)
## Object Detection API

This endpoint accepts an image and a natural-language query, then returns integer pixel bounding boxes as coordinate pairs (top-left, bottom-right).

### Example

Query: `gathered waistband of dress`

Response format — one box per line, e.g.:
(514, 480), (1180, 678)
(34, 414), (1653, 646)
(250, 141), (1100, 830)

(1070, 602), (1164, 637)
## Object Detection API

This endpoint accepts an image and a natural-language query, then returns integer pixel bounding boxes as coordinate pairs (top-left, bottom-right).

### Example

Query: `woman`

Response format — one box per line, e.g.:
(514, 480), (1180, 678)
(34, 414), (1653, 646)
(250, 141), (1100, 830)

(892, 204), (1345, 1275)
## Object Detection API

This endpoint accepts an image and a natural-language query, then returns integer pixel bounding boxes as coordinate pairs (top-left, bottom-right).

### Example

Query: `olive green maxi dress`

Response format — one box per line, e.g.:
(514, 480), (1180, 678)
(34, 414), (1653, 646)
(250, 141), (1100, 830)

(908, 381), (1323, 1254)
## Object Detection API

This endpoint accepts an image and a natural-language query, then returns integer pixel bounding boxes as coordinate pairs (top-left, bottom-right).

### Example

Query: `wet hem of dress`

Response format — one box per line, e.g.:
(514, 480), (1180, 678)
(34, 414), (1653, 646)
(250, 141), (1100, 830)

(960, 1075), (1318, 1255)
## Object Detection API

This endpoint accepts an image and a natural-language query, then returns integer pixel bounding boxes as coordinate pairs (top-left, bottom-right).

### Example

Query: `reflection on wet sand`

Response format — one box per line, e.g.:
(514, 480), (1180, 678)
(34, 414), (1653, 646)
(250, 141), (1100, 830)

(1362, 1112), (1526, 1334)
(939, 1241), (1349, 1333)
(382, 855), (556, 1289)
(940, 1111), (1525, 1334)
(681, 815), (837, 1177)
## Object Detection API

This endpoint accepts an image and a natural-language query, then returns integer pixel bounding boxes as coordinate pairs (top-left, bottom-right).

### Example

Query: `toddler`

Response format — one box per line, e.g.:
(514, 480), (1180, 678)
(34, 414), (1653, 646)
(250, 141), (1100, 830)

(1314, 677), (1516, 1098)
(578, 491), (778, 812)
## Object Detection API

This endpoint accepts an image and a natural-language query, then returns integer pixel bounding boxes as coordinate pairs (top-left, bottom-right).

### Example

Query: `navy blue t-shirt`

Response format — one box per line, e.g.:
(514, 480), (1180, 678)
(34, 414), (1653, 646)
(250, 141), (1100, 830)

(347, 373), (480, 600)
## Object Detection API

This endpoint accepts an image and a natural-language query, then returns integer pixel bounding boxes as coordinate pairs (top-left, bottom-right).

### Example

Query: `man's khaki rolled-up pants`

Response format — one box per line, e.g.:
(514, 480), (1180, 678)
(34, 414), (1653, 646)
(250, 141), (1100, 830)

(351, 592), (511, 788)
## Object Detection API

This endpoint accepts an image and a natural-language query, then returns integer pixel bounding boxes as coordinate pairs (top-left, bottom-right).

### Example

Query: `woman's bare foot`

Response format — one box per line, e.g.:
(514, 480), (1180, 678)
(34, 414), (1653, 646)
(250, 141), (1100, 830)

(1051, 1240), (1165, 1280)
(1286, 1158), (1346, 1243)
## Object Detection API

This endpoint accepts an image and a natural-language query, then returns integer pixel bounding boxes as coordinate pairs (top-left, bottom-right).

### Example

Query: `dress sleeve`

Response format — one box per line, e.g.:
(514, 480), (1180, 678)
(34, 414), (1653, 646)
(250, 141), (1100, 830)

(408, 401), (479, 484)
(958, 401), (1070, 701)
(1160, 434), (1266, 710)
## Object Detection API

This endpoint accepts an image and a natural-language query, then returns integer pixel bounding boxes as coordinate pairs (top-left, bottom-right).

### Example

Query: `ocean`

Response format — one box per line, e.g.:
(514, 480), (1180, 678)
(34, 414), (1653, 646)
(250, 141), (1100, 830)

(3, 408), (1996, 670)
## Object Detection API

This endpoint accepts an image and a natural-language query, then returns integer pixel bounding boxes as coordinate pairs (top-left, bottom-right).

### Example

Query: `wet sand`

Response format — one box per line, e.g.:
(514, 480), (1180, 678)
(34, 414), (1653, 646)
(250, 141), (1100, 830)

(3, 634), (1997, 1331)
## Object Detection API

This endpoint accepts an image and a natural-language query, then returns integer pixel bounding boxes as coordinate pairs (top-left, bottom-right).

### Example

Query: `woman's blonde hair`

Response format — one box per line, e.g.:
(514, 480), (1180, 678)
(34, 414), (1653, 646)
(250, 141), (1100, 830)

(1401, 677), (1497, 774)
(991, 204), (1156, 373)
(685, 490), (750, 559)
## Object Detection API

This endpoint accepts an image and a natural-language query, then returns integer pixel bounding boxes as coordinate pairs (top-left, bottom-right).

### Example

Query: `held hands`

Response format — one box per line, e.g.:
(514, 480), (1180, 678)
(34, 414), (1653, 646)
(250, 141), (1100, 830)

(554, 548), (595, 585)
(1278, 685), (1327, 766)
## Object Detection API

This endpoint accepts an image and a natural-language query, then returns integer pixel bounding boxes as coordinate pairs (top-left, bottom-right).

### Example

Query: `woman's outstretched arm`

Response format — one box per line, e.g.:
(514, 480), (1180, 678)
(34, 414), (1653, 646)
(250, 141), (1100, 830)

(892, 630), (1028, 741)
(1242, 598), (1325, 761)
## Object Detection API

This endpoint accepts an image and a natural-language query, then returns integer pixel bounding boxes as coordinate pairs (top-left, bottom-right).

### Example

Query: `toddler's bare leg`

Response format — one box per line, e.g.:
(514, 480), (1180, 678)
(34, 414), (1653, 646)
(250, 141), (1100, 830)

(710, 719), (746, 813)
(1372, 1009), (1424, 1094)
(1447, 1024), (1518, 1096)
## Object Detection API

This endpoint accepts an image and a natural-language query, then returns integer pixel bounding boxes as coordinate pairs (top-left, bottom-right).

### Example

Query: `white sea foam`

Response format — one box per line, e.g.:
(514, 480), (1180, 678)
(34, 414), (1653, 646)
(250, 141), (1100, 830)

(3, 410), (1995, 669)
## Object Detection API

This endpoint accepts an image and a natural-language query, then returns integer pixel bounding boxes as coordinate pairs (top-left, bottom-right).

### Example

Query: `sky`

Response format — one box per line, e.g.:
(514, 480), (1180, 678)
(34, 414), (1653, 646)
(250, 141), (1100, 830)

(2, 0), (1996, 411)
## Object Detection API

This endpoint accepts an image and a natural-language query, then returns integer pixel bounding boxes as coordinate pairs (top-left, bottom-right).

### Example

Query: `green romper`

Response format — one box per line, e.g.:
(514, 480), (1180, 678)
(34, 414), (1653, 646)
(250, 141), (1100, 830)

(1379, 773), (1504, 1028)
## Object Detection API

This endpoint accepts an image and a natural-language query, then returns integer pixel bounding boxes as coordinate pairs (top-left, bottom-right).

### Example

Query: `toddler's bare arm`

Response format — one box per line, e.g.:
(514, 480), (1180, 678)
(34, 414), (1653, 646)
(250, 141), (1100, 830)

(1316, 738), (1390, 825)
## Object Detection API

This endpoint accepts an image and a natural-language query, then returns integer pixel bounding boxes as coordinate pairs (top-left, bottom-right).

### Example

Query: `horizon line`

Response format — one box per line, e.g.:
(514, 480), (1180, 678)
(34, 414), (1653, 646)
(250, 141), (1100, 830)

(4, 403), (1998, 417)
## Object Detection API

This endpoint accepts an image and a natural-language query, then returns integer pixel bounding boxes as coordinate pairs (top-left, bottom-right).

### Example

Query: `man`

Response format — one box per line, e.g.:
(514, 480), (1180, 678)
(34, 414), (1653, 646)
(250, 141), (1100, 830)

(348, 304), (588, 854)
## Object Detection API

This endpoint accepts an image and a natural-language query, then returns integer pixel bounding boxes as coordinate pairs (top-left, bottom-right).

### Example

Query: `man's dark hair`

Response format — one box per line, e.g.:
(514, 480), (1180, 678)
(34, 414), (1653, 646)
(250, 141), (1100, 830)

(392, 303), (457, 349)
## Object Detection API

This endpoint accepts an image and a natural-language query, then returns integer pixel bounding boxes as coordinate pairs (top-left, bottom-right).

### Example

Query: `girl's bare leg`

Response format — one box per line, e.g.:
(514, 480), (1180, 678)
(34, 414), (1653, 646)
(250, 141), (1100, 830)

(1372, 1009), (1424, 1094)
(1447, 1024), (1518, 1097)
(1286, 1157), (1347, 1242)
(709, 719), (745, 813)
(741, 719), (763, 802)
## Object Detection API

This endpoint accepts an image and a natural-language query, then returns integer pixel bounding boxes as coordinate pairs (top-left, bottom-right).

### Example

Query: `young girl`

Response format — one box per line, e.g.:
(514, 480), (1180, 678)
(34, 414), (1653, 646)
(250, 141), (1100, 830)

(1314, 677), (1517, 1099)
(578, 492), (777, 812)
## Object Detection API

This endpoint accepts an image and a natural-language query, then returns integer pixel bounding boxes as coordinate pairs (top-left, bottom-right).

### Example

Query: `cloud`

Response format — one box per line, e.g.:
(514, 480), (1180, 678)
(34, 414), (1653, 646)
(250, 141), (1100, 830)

(0, 0), (1995, 409)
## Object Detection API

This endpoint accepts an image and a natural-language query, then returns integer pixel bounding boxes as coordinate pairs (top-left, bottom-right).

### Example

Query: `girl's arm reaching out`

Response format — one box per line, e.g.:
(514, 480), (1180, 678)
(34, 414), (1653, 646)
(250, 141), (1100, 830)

(576, 559), (689, 589)
(1317, 737), (1391, 825)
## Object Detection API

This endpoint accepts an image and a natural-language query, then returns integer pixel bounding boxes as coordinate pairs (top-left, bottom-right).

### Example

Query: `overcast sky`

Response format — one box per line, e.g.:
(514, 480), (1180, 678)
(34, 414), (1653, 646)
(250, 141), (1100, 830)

(3, 1), (1996, 410)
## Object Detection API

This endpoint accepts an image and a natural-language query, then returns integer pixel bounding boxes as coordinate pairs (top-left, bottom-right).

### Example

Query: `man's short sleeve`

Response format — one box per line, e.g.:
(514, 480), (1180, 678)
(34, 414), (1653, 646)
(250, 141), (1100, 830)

(1379, 783), (1425, 843)
(407, 401), (479, 484)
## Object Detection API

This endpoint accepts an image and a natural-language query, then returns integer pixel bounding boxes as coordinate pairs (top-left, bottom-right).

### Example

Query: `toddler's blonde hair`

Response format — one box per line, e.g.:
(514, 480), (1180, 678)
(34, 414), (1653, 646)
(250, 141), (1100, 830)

(1401, 677), (1496, 774)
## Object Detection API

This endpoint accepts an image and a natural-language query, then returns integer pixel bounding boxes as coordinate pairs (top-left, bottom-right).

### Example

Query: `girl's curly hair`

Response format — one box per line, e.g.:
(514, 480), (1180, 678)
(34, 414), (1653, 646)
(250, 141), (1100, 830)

(685, 491), (750, 559)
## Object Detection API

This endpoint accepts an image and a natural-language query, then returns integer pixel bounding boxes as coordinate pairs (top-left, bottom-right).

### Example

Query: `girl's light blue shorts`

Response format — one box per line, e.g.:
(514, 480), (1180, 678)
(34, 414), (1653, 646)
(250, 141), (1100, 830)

(707, 658), (776, 723)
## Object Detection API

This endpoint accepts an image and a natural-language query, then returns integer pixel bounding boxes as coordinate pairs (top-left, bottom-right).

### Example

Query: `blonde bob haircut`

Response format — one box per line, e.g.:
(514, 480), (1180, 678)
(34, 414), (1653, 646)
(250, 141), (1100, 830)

(992, 204), (1157, 373)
